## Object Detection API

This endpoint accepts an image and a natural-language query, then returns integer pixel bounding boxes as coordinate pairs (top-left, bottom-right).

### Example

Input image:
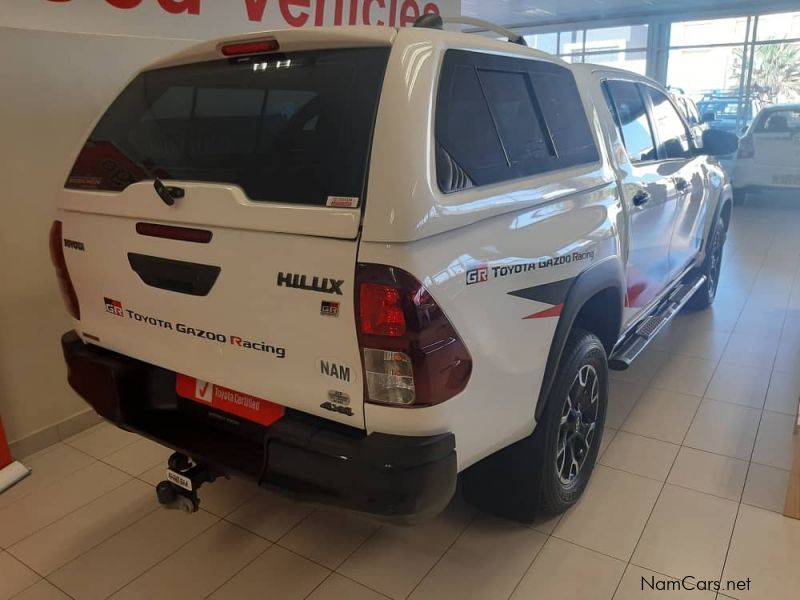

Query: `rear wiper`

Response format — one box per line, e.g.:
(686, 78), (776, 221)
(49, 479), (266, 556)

(153, 178), (185, 207)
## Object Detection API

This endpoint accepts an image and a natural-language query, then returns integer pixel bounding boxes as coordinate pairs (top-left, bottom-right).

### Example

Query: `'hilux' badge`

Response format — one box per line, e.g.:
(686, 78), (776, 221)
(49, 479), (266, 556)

(277, 272), (344, 295)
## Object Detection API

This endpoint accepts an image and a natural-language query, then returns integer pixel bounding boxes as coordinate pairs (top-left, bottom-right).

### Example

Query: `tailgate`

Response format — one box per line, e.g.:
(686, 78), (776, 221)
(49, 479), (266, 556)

(60, 191), (365, 427)
(752, 109), (800, 168)
(56, 44), (392, 429)
(753, 132), (800, 168)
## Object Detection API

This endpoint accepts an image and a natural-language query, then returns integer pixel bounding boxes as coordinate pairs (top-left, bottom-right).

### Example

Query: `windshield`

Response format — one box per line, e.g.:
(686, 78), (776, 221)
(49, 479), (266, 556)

(66, 47), (390, 206)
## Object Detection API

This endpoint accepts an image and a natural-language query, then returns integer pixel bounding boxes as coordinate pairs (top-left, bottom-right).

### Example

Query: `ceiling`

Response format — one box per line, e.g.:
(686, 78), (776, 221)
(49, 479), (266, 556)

(461, 0), (799, 28)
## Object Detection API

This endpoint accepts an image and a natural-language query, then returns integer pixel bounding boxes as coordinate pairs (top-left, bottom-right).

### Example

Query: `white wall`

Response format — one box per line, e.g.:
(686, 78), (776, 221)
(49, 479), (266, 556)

(0, 28), (195, 446)
(0, 0), (457, 450)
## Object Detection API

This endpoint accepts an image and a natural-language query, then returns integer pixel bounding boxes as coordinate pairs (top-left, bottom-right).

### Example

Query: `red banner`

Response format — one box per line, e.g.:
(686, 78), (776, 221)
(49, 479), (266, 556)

(44, 0), (445, 28)
(0, 415), (13, 469)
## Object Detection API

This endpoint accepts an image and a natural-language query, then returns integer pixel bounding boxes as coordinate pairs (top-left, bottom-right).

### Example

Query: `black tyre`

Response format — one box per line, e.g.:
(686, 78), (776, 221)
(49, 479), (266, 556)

(461, 329), (608, 521)
(534, 329), (608, 513)
(687, 215), (725, 310)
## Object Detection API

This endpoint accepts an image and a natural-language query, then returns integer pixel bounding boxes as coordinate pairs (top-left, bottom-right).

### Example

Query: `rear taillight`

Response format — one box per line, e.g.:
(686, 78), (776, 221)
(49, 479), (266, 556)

(738, 136), (755, 159)
(221, 38), (279, 57)
(49, 220), (80, 320)
(355, 264), (472, 407)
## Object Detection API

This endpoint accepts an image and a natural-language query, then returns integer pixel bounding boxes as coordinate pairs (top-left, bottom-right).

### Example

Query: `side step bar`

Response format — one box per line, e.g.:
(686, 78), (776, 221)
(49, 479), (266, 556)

(609, 274), (707, 370)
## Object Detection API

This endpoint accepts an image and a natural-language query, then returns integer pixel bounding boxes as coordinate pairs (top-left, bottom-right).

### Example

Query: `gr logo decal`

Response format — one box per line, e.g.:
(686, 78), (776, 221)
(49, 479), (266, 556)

(104, 297), (124, 317)
(319, 359), (355, 383)
(466, 263), (488, 285)
(320, 301), (340, 317)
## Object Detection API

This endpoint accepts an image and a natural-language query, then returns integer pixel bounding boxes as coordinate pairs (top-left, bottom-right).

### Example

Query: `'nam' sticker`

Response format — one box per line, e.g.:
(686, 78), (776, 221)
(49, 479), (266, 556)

(326, 196), (360, 208)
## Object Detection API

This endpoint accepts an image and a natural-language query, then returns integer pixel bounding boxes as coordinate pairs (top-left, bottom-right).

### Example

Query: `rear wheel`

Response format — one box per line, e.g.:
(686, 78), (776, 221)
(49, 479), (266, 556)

(461, 329), (608, 521)
(687, 215), (725, 310)
(535, 329), (608, 513)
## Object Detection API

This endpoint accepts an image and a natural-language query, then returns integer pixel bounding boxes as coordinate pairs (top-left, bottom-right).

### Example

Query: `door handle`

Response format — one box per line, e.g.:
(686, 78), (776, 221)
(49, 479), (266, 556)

(632, 190), (650, 206)
(674, 177), (692, 194)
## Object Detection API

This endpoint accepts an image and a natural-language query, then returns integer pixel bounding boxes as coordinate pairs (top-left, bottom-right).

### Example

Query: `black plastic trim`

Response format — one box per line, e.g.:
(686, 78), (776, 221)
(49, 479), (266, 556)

(60, 331), (456, 520)
(128, 253), (220, 297)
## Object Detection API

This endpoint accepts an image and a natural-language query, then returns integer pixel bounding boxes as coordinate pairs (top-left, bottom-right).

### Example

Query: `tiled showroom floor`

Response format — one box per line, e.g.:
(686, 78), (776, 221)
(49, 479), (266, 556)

(3, 200), (800, 600)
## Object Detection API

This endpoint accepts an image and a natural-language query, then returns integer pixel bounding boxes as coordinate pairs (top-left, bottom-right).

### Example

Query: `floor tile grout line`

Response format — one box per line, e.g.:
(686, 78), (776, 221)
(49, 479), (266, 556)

(5, 570), (44, 600)
(0, 448), (101, 515)
(400, 510), (479, 600)
(8, 576), (78, 600)
(715, 240), (798, 587)
(611, 422), (687, 599)
(38, 503), (190, 590)
(2, 465), (136, 561)
(15, 501), (162, 580)
(199, 541), (275, 600)
(503, 531), (550, 600)
(90, 510), (221, 600)
(611, 221), (762, 600)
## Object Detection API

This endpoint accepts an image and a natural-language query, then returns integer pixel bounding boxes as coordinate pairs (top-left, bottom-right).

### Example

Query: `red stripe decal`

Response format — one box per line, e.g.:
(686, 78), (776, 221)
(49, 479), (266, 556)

(523, 304), (564, 319)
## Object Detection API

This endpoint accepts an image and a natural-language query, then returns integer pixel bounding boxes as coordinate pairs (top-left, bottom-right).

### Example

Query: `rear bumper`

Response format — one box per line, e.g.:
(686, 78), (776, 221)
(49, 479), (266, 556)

(733, 163), (800, 190)
(61, 331), (456, 520)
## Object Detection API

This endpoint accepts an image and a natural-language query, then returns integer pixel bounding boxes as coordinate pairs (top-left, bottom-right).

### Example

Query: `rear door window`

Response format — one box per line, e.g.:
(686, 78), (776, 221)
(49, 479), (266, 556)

(435, 50), (599, 192)
(605, 80), (658, 163)
(66, 48), (390, 206)
(644, 87), (692, 159)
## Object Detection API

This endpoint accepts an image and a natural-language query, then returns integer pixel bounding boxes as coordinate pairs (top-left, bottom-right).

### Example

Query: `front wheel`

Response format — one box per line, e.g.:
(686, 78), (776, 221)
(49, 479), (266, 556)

(687, 214), (725, 310)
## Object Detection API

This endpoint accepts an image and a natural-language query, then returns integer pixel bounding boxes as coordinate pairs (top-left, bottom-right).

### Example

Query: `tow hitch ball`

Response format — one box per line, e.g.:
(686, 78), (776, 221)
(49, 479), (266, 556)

(156, 452), (219, 513)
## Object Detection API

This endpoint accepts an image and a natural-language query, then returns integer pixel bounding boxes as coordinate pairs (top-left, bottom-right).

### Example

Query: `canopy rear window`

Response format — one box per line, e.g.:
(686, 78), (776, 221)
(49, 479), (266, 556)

(66, 47), (390, 206)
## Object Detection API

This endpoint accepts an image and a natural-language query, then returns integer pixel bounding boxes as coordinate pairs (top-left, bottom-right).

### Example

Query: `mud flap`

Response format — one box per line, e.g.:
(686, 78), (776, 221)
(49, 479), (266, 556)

(460, 433), (545, 524)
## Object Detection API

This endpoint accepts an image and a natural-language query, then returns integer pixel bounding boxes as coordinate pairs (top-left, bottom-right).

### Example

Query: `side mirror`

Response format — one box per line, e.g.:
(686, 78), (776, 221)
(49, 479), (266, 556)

(701, 111), (716, 123)
(702, 129), (739, 157)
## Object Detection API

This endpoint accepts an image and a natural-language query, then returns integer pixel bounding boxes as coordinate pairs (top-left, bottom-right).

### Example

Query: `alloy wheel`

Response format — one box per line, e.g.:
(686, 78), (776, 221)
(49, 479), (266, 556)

(555, 364), (600, 486)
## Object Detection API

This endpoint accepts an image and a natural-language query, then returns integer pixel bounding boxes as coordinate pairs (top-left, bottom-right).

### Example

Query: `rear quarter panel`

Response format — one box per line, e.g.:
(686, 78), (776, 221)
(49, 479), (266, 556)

(360, 32), (623, 470)
(360, 187), (621, 470)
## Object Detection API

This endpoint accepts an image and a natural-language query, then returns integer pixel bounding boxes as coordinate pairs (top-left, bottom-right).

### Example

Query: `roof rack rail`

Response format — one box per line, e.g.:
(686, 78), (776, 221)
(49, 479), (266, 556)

(413, 14), (528, 46)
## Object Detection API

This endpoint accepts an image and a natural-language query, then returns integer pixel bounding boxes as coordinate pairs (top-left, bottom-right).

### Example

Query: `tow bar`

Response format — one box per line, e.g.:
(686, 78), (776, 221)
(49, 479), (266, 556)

(156, 452), (220, 513)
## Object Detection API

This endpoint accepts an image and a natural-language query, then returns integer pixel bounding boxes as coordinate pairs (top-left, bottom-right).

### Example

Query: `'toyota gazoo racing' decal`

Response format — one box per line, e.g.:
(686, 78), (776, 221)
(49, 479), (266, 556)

(103, 298), (286, 358)
(464, 249), (596, 319)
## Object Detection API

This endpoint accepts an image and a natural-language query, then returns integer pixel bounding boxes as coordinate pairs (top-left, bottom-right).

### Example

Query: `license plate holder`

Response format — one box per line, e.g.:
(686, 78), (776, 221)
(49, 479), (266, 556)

(166, 469), (193, 492)
(773, 175), (800, 186)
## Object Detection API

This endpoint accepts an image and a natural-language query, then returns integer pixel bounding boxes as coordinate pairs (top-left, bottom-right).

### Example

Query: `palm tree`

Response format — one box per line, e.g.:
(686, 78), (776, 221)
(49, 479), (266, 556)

(732, 41), (800, 105)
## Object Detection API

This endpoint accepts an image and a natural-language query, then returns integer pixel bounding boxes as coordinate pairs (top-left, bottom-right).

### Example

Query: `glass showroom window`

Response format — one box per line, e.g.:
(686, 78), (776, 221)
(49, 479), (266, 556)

(667, 17), (751, 100)
(750, 12), (800, 105)
(589, 50), (647, 75)
(583, 25), (648, 74)
(523, 32), (558, 54)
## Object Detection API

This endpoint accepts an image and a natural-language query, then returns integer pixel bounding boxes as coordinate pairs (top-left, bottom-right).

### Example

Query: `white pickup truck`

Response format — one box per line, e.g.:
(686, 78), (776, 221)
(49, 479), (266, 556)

(52, 18), (738, 522)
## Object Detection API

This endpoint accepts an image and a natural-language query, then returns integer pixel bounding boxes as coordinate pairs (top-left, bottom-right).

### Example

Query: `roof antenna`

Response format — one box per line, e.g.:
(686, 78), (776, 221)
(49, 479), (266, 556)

(413, 15), (528, 46)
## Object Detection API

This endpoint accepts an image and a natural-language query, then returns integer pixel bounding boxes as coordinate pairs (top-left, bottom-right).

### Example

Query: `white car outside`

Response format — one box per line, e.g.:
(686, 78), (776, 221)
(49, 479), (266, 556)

(733, 103), (800, 200)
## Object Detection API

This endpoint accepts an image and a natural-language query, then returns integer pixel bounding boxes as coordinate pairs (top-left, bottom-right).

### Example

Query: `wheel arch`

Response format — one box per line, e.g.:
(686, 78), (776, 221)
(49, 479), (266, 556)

(535, 257), (625, 421)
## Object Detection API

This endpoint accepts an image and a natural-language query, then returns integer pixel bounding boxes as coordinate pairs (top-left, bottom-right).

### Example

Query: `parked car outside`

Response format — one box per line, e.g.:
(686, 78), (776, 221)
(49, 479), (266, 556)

(697, 94), (761, 135)
(733, 103), (800, 202)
